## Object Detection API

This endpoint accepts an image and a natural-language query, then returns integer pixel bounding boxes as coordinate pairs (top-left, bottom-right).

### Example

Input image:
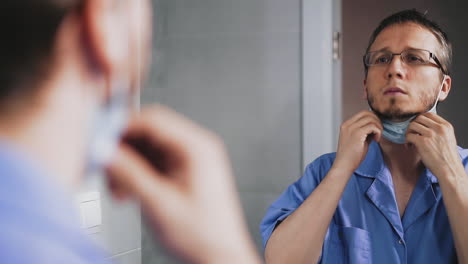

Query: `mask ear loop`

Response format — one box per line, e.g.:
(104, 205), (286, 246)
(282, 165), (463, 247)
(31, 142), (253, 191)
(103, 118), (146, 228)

(428, 74), (447, 114)
(85, 79), (132, 175)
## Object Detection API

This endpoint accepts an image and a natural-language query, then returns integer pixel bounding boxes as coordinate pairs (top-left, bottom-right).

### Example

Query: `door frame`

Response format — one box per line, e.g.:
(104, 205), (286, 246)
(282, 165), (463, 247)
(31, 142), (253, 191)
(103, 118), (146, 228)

(301, 0), (342, 169)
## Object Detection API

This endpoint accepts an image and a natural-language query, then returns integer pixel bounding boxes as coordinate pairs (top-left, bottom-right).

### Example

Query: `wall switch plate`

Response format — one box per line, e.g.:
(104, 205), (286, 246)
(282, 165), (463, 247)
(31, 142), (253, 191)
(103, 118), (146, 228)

(76, 191), (102, 234)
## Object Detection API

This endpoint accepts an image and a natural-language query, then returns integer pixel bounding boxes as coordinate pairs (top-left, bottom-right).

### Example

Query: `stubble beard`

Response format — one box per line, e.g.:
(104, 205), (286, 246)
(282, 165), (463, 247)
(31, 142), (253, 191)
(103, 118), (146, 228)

(367, 89), (438, 121)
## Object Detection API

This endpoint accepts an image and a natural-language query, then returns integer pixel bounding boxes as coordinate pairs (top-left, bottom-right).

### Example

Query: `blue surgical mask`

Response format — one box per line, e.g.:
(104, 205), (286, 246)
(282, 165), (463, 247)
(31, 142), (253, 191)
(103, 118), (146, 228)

(86, 83), (131, 175)
(380, 75), (446, 144)
(381, 116), (416, 144)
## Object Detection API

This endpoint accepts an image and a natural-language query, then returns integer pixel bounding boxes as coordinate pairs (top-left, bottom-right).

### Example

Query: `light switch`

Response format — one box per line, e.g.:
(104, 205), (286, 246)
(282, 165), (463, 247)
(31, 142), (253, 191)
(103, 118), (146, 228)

(80, 200), (101, 228)
(76, 191), (102, 234)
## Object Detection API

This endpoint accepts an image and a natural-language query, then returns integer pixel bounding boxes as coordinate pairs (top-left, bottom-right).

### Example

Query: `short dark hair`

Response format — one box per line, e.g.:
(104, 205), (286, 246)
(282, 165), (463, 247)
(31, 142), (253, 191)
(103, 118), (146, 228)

(364, 9), (452, 77)
(0, 1), (78, 106)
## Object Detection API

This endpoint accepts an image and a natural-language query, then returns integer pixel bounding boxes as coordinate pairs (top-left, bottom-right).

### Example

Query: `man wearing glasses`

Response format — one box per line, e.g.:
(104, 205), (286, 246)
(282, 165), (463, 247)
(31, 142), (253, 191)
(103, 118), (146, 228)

(261, 9), (468, 263)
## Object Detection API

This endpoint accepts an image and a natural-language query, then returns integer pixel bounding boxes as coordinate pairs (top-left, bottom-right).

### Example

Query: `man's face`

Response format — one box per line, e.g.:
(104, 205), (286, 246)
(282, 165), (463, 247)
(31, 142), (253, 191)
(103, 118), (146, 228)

(365, 22), (446, 121)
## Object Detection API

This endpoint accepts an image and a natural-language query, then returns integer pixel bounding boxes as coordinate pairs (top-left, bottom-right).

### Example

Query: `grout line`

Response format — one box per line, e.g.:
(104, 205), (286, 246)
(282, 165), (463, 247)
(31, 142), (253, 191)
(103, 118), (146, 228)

(109, 248), (142, 259)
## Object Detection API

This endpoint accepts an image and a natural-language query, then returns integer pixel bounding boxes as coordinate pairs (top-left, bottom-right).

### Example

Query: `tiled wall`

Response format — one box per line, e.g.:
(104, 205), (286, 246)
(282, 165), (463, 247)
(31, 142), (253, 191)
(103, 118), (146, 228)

(141, 0), (302, 262)
(81, 177), (141, 264)
(103, 194), (141, 264)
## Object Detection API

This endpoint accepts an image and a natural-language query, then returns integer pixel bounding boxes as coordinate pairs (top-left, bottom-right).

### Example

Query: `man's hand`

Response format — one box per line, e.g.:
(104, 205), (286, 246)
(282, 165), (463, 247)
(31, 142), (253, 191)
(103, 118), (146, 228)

(406, 113), (463, 178)
(333, 110), (382, 173)
(105, 105), (260, 264)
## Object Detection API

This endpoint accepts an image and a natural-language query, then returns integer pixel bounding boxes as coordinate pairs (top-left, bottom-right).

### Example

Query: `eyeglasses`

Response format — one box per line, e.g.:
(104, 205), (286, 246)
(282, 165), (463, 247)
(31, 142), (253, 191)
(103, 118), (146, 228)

(363, 48), (446, 75)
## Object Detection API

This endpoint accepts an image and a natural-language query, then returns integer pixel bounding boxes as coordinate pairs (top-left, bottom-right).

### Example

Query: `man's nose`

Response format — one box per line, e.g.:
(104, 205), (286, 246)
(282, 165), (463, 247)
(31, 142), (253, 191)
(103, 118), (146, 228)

(386, 55), (405, 79)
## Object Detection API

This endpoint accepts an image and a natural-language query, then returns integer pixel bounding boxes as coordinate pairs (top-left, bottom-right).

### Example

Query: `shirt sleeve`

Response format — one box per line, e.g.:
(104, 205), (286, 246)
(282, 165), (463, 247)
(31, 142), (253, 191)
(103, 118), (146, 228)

(259, 154), (333, 250)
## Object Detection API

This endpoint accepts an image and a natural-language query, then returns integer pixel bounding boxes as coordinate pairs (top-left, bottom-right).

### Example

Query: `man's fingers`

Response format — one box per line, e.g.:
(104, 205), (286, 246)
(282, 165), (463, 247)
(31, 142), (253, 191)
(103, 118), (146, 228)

(108, 176), (132, 201)
(413, 114), (439, 129)
(106, 142), (173, 206)
(423, 112), (446, 123)
(361, 123), (382, 142)
(360, 118), (383, 131)
(344, 110), (377, 126)
(405, 132), (421, 145)
(407, 122), (432, 137)
(346, 110), (369, 123)
(414, 113), (455, 137)
(123, 105), (222, 165)
(347, 114), (383, 131)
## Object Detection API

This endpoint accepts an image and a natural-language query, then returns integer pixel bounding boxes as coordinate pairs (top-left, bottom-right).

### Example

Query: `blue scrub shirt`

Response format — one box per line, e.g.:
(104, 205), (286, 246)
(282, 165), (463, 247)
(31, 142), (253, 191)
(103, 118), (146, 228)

(261, 141), (468, 263)
(0, 141), (111, 263)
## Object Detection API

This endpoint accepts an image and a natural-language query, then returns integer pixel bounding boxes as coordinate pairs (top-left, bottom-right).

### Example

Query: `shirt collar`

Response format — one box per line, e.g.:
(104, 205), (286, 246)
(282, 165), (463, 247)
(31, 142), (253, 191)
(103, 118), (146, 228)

(355, 141), (467, 184)
(355, 141), (385, 178)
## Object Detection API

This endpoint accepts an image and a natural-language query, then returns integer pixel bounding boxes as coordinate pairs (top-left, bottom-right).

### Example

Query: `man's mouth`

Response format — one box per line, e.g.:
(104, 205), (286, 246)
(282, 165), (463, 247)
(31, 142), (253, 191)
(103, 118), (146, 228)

(384, 87), (406, 95)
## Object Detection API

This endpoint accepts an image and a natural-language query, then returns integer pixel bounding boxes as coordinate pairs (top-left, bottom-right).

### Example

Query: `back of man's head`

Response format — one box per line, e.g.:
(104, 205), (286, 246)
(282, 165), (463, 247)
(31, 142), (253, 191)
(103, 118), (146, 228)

(1, 1), (78, 107)
(364, 9), (452, 77)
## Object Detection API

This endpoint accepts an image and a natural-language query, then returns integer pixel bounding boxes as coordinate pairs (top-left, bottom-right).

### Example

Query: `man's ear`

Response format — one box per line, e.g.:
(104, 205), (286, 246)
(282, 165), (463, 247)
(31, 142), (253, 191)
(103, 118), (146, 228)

(363, 79), (368, 100)
(438, 75), (452, 102)
(81, 0), (129, 83)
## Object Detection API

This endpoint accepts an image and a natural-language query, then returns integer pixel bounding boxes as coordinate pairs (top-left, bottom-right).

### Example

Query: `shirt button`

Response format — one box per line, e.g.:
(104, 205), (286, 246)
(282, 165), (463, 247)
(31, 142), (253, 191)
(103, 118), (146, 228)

(398, 239), (404, 245)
